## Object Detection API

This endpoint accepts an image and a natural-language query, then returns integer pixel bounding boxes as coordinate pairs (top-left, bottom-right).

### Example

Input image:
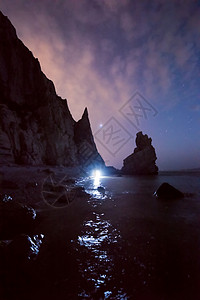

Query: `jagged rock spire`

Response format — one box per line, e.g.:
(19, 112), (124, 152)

(82, 107), (88, 119)
(121, 131), (158, 175)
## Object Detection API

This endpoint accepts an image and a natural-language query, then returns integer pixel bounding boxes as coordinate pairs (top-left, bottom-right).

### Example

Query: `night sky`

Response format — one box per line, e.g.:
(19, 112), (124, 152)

(1, 0), (200, 170)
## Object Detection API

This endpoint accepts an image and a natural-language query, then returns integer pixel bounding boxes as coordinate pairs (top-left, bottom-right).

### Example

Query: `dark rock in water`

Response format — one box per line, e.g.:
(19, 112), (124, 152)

(0, 11), (104, 169)
(97, 186), (105, 194)
(73, 186), (85, 192)
(73, 186), (88, 197)
(0, 195), (36, 239)
(1, 194), (12, 202)
(7, 233), (44, 262)
(121, 131), (158, 175)
(155, 182), (184, 199)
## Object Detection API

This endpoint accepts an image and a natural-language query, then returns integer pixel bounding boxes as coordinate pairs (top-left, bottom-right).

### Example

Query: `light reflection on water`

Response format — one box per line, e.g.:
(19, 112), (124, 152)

(75, 211), (127, 299)
(72, 174), (200, 299)
(73, 176), (128, 299)
(78, 176), (111, 204)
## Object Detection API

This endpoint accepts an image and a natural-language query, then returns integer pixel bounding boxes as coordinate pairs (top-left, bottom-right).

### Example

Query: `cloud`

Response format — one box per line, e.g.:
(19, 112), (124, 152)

(1, 0), (200, 169)
(2, 0), (199, 107)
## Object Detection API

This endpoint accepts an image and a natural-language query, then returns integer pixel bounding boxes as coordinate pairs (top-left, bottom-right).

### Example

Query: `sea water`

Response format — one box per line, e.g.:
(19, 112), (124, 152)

(74, 172), (200, 299)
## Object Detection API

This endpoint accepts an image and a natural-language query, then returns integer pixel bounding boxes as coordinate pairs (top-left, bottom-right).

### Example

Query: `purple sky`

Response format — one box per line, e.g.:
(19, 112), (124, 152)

(1, 0), (200, 170)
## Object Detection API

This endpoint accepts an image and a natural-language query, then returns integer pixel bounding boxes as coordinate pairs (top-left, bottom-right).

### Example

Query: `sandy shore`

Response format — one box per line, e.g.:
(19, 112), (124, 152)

(1, 167), (200, 299)
(0, 165), (86, 206)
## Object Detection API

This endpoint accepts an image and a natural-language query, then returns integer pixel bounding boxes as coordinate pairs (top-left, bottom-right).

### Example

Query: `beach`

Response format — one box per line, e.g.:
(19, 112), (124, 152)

(1, 167), (200, 299)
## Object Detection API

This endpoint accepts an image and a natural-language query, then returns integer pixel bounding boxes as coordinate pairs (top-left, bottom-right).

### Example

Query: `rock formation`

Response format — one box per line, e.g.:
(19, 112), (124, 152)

(74, 107), (104, 169)
(0, 11), (104, 169)
(121, 131), (158, 175)
(154, 182), (184, 199)
(0, 194), (37, 239)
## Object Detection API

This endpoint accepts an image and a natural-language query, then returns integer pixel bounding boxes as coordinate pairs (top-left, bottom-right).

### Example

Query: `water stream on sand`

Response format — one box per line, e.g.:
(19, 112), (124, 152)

(72, 176), (128, 299)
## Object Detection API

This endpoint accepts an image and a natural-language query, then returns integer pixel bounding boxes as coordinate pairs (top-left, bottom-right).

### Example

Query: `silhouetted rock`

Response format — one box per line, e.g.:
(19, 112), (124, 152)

(72, 186), (89, 198)
(121, 131), (158, 175)
(0, 195), (36, 239)
(7, 234), (44, 262)
(74, 108), (104, 170)
(0, 11), (104, 170)
(97, 186), (105, 194)
(154, 182), (184, 199)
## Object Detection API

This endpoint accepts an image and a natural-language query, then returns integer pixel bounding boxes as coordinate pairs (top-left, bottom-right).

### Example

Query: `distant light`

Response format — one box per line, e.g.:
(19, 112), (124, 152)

(94, 170), (101, 178)
(93, 169), (102, 187)
(99, 123), (103, 128)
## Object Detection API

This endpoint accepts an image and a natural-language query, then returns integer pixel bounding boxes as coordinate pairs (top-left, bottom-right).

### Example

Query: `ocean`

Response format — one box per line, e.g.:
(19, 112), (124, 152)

(73, 172), (200, 299)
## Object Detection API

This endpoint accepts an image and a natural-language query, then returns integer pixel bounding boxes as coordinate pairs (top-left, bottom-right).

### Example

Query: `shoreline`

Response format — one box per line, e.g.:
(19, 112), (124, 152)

(0, 164), (86, 207)
(1, 167), (200, 299)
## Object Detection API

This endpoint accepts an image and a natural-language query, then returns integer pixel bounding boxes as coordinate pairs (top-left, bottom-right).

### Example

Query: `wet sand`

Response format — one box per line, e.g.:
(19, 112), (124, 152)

(1, 167), (200, 299)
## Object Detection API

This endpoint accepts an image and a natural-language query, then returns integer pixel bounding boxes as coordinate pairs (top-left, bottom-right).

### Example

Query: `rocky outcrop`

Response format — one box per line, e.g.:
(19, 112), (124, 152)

(7, 234), (44, 262)
(0, 194), (37, 239)
(121, 131), (158, 175)
(0, 11), (104, 169)
(154, 183), (184, 199)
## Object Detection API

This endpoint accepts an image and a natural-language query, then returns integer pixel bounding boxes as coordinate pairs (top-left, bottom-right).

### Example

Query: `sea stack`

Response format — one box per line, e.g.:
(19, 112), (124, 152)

(0, 11), (104, 170)
(121, 131), (158, 175)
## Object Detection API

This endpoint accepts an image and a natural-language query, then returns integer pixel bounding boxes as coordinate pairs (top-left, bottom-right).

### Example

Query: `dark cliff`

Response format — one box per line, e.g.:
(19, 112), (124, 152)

(121, 131), (158, 175)
(0, 11), (104, 169)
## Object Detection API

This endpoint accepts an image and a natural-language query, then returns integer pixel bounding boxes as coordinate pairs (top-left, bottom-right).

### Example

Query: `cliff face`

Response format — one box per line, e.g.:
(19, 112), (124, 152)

(0, 11), (104, 169)
(121, 131), (158, 175)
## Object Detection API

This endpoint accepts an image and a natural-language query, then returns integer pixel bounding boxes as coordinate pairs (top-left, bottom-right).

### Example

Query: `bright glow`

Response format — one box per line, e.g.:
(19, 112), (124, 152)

(94, 170), (101, 178)
(93, 170), (101, 187)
